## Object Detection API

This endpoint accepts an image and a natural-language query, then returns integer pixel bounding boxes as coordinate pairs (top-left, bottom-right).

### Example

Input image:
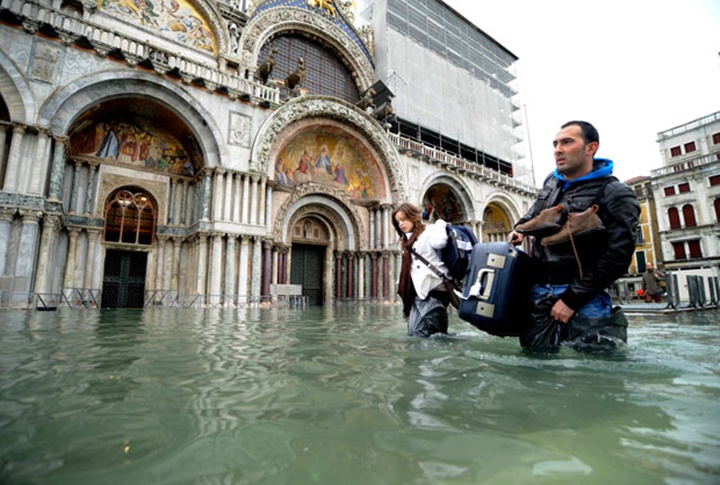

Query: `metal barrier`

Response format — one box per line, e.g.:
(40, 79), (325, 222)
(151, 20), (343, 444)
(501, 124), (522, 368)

(270, 284), (308, 309)
(60, 289), (101, 309)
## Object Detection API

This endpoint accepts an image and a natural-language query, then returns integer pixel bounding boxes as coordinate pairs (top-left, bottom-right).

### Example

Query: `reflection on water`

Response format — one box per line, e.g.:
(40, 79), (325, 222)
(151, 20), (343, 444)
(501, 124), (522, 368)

(0, 306), (718, 484)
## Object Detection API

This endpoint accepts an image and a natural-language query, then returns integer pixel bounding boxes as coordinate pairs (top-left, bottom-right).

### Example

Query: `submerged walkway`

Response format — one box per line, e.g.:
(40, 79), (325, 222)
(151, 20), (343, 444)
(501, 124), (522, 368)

(619, 302), (719, 315)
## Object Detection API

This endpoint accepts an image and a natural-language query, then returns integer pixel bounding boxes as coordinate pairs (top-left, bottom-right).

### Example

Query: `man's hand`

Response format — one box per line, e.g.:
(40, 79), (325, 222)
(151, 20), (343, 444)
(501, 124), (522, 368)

(551, 299), (575, 324)
(509, 231), (524, 246)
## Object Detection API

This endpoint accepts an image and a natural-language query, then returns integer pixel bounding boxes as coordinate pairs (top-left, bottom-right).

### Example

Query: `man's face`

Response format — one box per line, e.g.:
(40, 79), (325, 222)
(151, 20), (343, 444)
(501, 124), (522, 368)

(647, 263), (654, 271)
(553, 125), (597, 180)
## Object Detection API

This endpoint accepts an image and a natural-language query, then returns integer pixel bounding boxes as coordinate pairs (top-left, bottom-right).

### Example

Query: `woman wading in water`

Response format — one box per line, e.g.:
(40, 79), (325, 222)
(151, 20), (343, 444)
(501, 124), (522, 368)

(393, 203), (451, 337)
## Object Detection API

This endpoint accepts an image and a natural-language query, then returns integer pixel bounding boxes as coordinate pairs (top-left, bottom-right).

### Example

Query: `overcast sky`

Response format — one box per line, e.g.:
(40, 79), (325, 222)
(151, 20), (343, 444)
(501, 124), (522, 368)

(440, 0), (720, 185)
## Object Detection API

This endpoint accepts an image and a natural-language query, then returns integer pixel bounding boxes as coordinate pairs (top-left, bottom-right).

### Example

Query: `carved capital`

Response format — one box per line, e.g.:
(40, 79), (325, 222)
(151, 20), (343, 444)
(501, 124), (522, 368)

(19, 210), (42, 224)
(0, 207), (16, 223)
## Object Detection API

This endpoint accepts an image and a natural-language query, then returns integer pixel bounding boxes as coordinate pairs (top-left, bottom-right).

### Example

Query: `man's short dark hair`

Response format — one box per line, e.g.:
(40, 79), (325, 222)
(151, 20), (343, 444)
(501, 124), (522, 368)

(561, 121), (599, 145)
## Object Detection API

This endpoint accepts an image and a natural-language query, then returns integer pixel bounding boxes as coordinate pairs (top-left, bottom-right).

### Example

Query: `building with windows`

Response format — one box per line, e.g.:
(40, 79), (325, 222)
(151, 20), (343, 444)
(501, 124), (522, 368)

(650, 111), (720, 301)
(616, 175), (663, 298)
(0, 0), (535, 309)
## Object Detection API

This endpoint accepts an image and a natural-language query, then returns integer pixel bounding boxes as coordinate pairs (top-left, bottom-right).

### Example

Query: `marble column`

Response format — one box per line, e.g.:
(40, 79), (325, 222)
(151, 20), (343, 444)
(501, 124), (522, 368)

(382, 251), (390, 300)
(69, 161), (83, 214)
(3, 125), (26, 192)
(167, 179), (176, 225)
(223, 171), (233, 222)
(84, 163), (99, 216)
(15, 211), (41, 292)
(225, 236), (237, 305)
(197, 233), (208, 299)
(369, 209), (376, 249)
(180, 181), (189, 226)
(259, 177), (267, 226)
(146, 241), (158, 292)
(201, 172), (212, 221)
(63, 228), (81, 290)
(155, 236), (167, 290)
(265, 180), (273, 230)
(271, 245), (279, 287)
(357, 252), (365, 301)
(33, 214), (62, 295)
(347, 253), (355, 300)
(0, 209), (15, 276)
(251, 236), (262, 303)
(261, 239), (272, 301)
(48, 136), (68, 202)
(382, 205), (391, 250)
(250, 175), (259, 225)
(212, 169), (224, 222)
(209, 233), (223, 304)
(233, 173), (242, 223)
(241, 175), (250, 224)
(334, 251), (341, 299)
(83, 229), (101, 290)
(0, 126), (9, 176)
(237, 235), (249, 305)
(29, 129), (51, 196)
(172, 238), (182, 292)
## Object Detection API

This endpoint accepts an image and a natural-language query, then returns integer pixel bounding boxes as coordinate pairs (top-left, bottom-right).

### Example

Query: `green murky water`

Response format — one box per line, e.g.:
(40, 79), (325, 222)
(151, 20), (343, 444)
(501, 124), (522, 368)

(1, 306), (718, 484)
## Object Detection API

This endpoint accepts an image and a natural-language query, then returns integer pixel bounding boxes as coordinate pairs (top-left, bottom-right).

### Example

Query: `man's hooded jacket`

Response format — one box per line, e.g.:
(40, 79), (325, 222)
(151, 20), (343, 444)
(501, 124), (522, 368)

(515, 158), (640, 311)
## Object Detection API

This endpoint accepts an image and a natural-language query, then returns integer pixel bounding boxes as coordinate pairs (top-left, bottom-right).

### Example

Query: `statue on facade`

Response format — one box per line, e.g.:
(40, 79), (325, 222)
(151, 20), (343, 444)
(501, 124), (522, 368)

(356, 88), (375, 112)
(285, 57), (306, 92)
(308, 0), (336, 19)
(256, 48), (278, 85)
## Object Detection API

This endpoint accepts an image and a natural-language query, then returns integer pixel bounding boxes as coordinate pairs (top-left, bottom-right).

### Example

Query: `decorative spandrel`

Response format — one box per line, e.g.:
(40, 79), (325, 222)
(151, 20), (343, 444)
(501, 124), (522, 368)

(97, 0), (217, 54)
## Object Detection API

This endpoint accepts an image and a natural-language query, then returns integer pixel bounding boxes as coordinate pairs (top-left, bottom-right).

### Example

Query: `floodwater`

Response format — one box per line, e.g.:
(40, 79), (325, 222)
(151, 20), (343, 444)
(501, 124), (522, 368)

(0, 306), (718, 485)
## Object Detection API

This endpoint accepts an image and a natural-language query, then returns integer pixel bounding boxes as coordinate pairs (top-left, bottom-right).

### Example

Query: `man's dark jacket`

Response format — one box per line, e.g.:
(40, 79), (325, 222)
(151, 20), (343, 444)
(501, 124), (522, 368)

(515, 158), (640, 311)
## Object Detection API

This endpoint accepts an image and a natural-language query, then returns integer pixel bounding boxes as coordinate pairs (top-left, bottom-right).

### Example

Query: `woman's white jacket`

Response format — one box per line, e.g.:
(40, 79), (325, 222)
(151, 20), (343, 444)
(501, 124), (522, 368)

(410, 220), (450, 299)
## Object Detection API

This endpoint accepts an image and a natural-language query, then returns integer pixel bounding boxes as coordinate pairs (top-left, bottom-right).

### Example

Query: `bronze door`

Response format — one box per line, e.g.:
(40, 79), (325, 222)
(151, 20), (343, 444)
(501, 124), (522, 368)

(102, 250), (147, 308)
(290, 244), (324, 306)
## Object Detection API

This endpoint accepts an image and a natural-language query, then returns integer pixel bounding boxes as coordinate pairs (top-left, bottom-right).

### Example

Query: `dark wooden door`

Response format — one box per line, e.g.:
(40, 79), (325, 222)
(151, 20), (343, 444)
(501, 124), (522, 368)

(290, 244), (324, 306)
(102, 250), (147, 308)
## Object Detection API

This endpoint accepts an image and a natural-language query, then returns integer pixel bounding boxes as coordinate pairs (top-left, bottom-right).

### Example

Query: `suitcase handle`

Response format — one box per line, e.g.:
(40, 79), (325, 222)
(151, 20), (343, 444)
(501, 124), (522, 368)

(475, 268), (494, 300)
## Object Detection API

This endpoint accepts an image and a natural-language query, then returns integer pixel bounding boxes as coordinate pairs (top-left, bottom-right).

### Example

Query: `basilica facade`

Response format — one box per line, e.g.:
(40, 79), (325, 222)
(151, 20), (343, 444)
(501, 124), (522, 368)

(0, 0), (535, 308)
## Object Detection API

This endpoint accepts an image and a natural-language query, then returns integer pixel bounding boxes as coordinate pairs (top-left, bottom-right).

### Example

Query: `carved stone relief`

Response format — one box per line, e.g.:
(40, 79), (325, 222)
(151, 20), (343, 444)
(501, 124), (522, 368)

(228, 111), (252, 147)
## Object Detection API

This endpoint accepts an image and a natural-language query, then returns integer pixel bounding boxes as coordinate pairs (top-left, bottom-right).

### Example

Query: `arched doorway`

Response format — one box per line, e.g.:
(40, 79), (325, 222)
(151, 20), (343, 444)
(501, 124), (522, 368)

(422, 183), (470, 223)
(289, 216), (330, 306)
(482, 203), (513, 242)
(101, 188), (157, 308)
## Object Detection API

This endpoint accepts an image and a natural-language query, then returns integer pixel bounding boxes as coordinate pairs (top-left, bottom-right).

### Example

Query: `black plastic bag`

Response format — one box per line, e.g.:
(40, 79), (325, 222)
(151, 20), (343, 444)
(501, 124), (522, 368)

(566, 306), (628, 353)
(519, 295), (568, 351)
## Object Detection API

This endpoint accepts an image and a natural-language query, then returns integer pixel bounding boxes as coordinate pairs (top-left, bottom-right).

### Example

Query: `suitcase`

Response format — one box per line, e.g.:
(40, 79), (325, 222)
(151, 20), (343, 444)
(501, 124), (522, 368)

(458, 242), (534, 337)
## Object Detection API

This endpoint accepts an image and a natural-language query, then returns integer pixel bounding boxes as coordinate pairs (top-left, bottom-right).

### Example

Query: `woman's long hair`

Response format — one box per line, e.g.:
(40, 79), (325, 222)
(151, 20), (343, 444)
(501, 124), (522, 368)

(391, 203), (424, 241)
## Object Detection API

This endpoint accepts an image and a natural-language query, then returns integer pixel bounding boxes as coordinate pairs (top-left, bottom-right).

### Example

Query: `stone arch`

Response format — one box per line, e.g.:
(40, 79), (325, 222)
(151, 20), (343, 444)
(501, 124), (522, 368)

(480, 191), (525, 241)
(40, 70), (223, 168)
(274, 182), (365, 251)
(482, 190), (526, 224)
(0, 51), (35, 123)
(420, 173), (477, 222)
(239, 7), (374, 91)
(252, 95), (406, 201)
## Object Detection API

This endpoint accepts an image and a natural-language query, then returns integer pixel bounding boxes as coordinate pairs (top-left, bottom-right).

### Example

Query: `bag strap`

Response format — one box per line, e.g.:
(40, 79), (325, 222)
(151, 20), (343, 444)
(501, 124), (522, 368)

(410, 247), (448, 281)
